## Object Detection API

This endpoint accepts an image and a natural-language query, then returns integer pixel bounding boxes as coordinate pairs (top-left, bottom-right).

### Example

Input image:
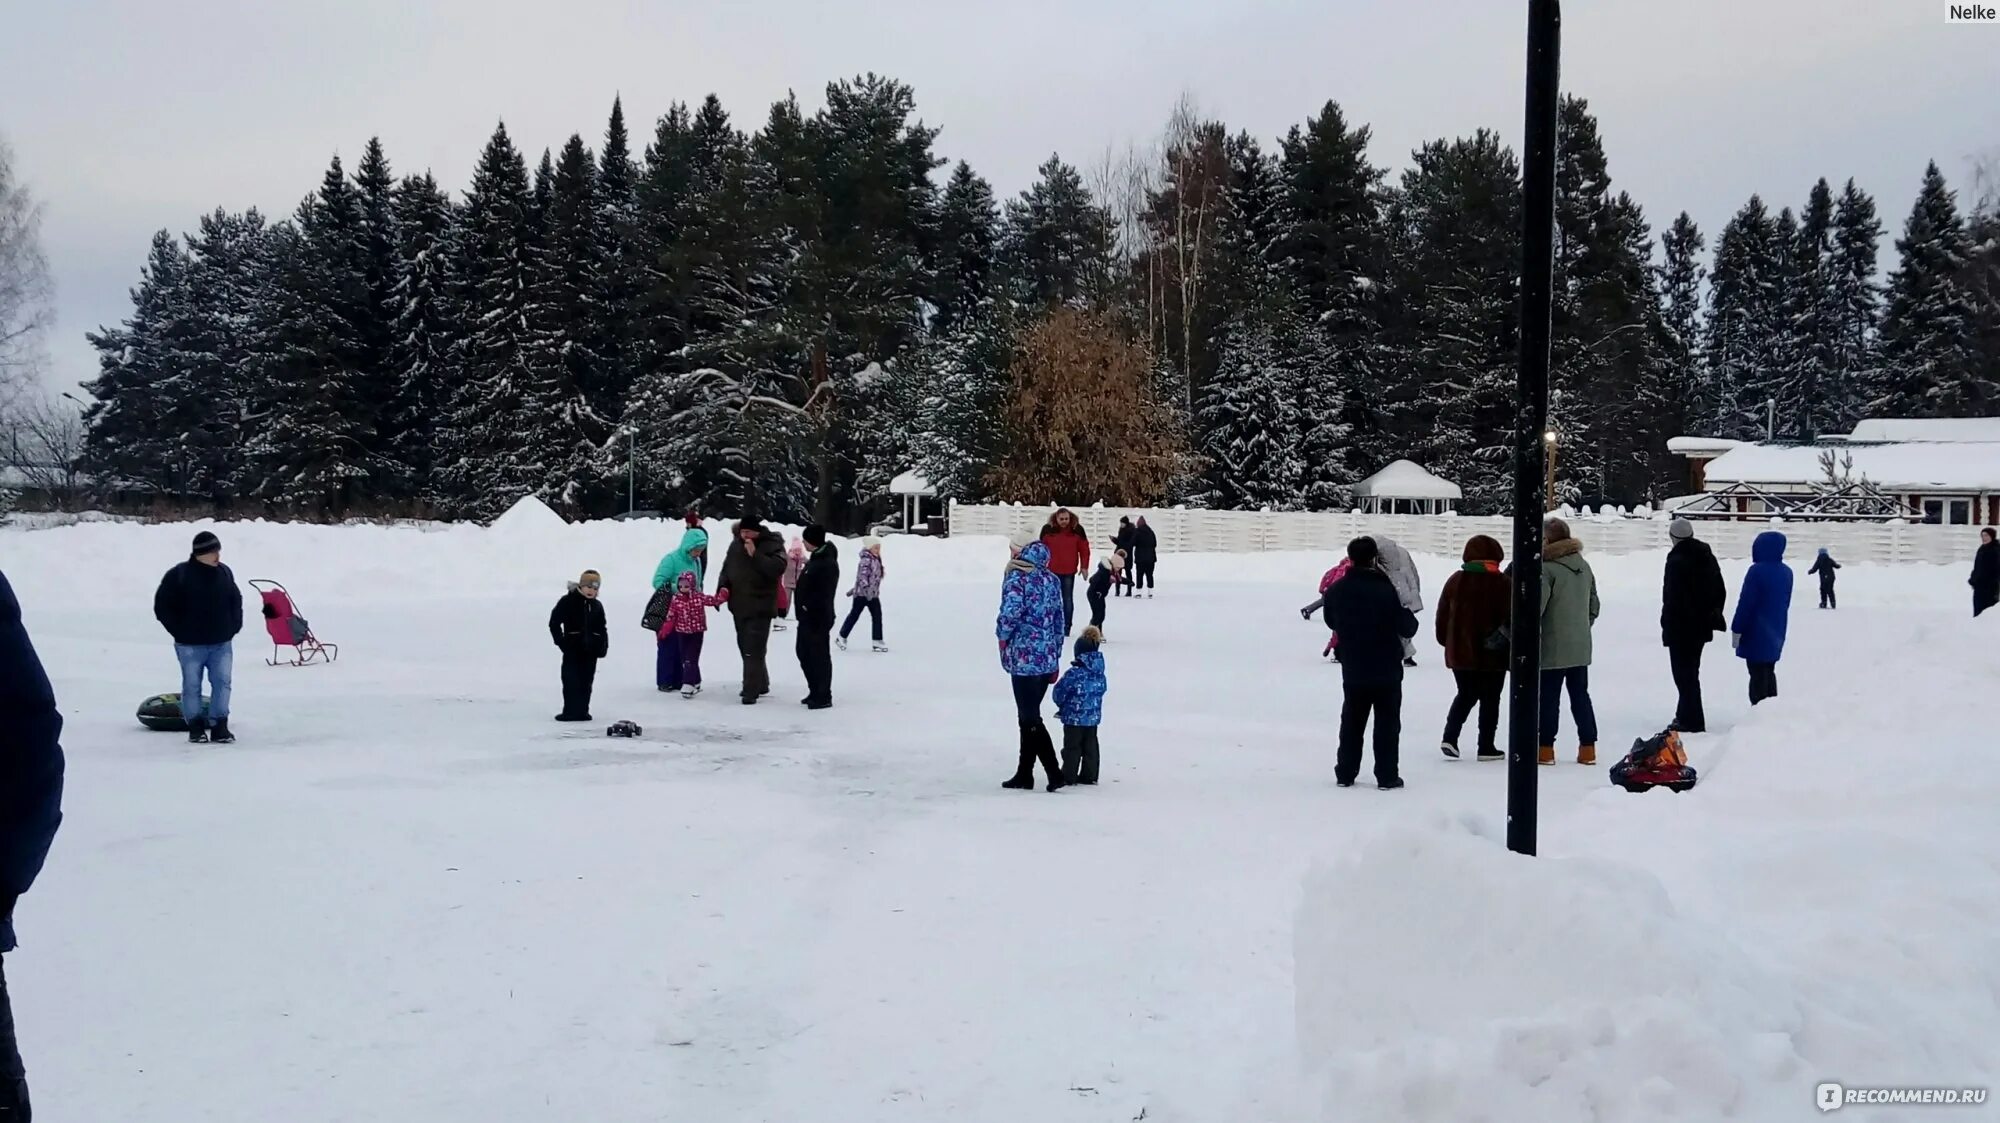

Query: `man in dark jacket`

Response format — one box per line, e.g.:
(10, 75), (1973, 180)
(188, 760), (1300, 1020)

(2, 571), (64, 1121)
(1325, 536), (1420, 790)
(1661, 518), (1728, 733)
(717, 518), (788, 704)
(793, 526), (840, 710)
(1131, 517), (1159, 597)
(548, 569), (609, 721)
(1972, 529), (2000, 617)
(152, 530), (245, 744)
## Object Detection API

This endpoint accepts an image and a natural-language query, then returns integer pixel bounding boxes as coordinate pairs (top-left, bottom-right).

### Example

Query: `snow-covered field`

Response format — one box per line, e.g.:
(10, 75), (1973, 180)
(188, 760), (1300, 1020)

(4, 511), (1997, 1123)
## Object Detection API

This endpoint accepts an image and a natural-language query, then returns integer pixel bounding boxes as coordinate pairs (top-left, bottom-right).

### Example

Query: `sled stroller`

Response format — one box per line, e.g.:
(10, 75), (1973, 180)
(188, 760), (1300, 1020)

(249, 579), (339, 667)
(1610, 728), (1699, 793)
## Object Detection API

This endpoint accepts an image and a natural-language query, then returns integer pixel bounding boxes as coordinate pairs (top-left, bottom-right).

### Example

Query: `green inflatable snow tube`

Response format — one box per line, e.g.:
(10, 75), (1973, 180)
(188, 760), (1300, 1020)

(137, 693), (210, 732)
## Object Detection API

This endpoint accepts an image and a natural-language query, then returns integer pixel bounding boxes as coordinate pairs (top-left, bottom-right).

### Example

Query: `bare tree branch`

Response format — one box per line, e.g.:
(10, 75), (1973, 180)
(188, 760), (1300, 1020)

(0, 136), (53, 396)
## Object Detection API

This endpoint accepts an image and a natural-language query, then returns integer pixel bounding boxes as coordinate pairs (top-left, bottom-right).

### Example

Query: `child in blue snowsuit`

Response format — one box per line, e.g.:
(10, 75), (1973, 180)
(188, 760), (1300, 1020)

(1732, 530), (1794, 705)
(1053, 626), (1109, 785)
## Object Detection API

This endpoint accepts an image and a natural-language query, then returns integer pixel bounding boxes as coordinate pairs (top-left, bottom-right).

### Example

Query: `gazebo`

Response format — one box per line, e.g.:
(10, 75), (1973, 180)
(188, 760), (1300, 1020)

(889, 469), (938, 532)
(1352, 459), (1462, 515)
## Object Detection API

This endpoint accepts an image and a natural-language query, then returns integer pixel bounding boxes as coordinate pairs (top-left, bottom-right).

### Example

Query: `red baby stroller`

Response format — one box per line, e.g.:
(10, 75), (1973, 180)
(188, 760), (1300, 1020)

(249, 579), (339, 667)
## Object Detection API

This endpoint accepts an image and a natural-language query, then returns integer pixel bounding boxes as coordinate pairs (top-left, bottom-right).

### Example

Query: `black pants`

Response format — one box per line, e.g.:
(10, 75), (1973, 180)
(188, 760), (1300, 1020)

(1977, 593), (1995, 618)
(1748, 661), (1778, 705)
(1337, 681), (1402, 785)
(1009, 675), (1061, 783)
(1134, 552), (1156, 590)
(1087, 590), (1107, 629)
(797, 624), (833, 705)
(1668, 640), (1708, 733)
(1011, 674), (1050, 726)
(3, 955), (29, 1121)
(1819, 584), (1836, 609)
(734, 614), (773, 699)
(1057, 574), (1077, 632)
(1062, 725), (1102, 783)
(560, 653), (597, 718)
(839, 597), (883, 643)
(1442, 669), (1504, 751)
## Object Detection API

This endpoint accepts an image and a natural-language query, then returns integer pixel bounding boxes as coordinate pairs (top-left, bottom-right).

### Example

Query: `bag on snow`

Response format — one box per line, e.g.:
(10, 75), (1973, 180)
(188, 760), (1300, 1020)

(1610, 728), (1699, 793)
(640, 585), (672, 634)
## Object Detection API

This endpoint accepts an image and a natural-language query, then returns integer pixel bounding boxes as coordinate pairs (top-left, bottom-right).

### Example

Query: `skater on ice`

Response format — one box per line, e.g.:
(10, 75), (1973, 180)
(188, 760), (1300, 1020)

(794, 525), (839, 710)
(1661, 518), (1727, 734)
(1537, 518), (1601, 766)
(1053, 626), (1108, 785)
(1039, 508), (1092, 633)
(152, 531), (244, 744)
(1971, 528), (1999, 617)
(1807, 547), (1841, 609)
(1111, 518), (1136, 596)
(838, 537), (886, 652)
(0, 570), (64, 1123)
(997, 534), (1068, 792)
(1732, 531), (1794, 705)
(717, 519), (787, 705)
(549, 569), (609, 722)
(1324, 536), (1418, 790)
(1433, 534), (1510, 761)
(1130, 516), (1158, 597)
(657, 571), (728, 698)
(1085, 552), (1122, 635)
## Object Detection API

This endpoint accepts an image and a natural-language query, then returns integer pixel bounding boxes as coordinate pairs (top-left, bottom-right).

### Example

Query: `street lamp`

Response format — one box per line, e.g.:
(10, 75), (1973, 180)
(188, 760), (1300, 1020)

(1543, 428), (1559, 513)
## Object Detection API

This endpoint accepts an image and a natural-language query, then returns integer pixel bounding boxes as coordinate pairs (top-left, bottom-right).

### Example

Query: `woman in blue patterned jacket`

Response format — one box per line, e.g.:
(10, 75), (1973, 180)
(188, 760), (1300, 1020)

(997, 535), (1068, 792)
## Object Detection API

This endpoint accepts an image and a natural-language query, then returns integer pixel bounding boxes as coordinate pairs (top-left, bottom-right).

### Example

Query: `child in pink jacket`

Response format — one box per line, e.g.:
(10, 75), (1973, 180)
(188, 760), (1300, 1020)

(1300, 558), (1354, 659)
(658, 571), (729, 698)
(775, 538), (806, 632)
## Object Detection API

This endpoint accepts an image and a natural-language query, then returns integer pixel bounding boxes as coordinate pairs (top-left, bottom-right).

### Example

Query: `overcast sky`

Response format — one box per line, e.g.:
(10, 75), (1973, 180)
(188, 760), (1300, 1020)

(3, 0), (1995, 399)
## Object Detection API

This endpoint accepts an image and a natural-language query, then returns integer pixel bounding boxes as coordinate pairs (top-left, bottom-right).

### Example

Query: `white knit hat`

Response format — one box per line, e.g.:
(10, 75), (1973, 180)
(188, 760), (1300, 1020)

(862, 536), (882, 550)
(1008, 531), (1036, 552)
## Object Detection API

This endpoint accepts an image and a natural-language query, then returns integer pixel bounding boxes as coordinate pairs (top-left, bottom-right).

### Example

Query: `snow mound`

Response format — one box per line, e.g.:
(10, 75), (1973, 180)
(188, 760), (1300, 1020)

(488, 494), (567, 535)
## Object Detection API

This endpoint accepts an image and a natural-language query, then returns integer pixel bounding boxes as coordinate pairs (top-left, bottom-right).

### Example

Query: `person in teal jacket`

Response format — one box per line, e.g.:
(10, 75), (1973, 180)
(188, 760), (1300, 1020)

(652, 526), (709, 593)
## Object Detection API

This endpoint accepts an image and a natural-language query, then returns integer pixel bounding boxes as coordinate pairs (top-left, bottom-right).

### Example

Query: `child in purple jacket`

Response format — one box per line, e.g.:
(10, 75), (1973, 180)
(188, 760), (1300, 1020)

(838, 537), (887, 652)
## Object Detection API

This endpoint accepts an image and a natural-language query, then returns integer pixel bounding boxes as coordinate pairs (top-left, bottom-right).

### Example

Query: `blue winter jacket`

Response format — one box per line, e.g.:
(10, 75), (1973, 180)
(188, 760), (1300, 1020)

(1732, 531), (1794, 664)
(1, 571), (65, 952)
(1053, 651), (1108, 727)
(997, 543), (1066, 677)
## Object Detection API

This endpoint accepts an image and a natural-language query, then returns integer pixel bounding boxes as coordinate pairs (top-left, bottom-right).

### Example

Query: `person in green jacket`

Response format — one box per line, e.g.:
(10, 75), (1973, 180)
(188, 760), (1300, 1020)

(652, 525), (710, 593)
(1538, 517), (1601, 766)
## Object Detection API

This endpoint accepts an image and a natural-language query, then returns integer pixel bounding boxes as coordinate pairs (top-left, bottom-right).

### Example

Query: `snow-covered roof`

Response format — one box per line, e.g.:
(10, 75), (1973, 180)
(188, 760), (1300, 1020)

(1703, 443), (2000, 492)
(1667, 436), (1748, 457)
(1844, 418), (2000, 444)
(889, 470), (935, 496)
(1351, 459), (1462, 500)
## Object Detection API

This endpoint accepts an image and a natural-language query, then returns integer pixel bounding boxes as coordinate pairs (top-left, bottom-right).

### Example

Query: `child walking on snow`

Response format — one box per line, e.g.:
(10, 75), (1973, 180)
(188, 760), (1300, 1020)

(839, 537), (888, 652)
(1086, 554), (1123, 634)
(1807, 548), (1840, 609)
(658, 571), (730, 697)
(1054, 627), (1109, 785)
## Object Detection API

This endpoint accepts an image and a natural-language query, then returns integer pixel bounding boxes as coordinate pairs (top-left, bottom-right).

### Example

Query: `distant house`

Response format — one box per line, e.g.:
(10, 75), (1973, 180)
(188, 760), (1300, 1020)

(1670, 419), (2000, 524)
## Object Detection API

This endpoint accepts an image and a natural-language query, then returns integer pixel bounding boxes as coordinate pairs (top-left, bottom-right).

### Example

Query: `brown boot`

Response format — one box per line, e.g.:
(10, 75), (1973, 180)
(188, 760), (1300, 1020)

(1578, 743), (1597, 766)
(1538, 744), (1555, 766)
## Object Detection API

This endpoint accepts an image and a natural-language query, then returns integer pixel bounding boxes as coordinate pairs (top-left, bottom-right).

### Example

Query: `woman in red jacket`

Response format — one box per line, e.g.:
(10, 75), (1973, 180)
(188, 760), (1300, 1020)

(1039, 508), (1092, 634)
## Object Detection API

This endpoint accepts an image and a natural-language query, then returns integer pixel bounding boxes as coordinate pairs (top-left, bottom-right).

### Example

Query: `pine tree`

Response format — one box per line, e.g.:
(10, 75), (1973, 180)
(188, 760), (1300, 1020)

(594, 97), (644, 424)
(543, 134), (610, 475)
(1877, 163), (1983, 417)
(353, 137), (401, 439)
(999, 154), (1113, 310)
(1705, 195), (1788, 440)
(1831, 179), (1884, 426)
(1196, 308), (1305, 508)
(906, 301), (1013, 502)
(435, 123), (569, 518)
(1774, 180), (1842, 439)
(1388, 130), (1522, 513)
(81, 231), (192, 499)
(177, 208), (274, 500)
(1659, 213), (1711, 432)
(931, 161), (999, 336)
(386, 172), (454, 504)
(1279, 100), (1388, 498)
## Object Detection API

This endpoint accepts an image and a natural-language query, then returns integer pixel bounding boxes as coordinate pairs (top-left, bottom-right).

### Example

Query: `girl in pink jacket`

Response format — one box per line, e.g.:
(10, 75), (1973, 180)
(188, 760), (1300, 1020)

(1300, 559), (1354, 659)
(657, 571), (729, 698)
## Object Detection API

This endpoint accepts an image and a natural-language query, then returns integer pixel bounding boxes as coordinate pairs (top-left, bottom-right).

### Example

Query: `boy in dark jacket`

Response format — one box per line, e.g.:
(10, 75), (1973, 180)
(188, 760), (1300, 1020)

(153, 530), (245, 743)
(793, 526), (840, 709)
(1661, 518), (1727, 733)
(1325, 537), (1420, 789)
(1732, 532), (1793, 705)
(1806, 548), (1840, 609)
(1085, 555), (1121, 634)
(1434, 535), (1510, 760)
(549, 569), (609, 721)
(1053, 627), (1109, 784)
(1, 570), (64, 1122)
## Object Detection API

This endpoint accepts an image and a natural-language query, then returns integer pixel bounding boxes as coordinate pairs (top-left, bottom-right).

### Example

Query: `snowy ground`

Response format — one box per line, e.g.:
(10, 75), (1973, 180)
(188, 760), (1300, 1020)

(4, 514), (1997, 1122)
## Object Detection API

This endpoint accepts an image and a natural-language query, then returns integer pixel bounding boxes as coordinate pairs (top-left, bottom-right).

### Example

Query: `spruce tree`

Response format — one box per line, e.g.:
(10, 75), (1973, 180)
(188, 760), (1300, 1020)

(931, 161), (999, 337)
(999, 154), (1113, 310)
(1196, 309), (1305, 509)
(1831, 179), (1884, 426)
(1877, 163), (1982, 417)
(1705, 195), (1788, 440)
(1659, 213), (1711, 433)
(353, 137), (401, 434)
(594, 97), (644, 426)
(81, 231), (192, 499)
(1775, 180), (1841, 439)
(387, 172), (455, 504)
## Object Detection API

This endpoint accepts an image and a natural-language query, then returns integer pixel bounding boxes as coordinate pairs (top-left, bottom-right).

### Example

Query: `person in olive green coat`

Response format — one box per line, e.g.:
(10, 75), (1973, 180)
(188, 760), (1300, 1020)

(1538, 517), (1601, 765)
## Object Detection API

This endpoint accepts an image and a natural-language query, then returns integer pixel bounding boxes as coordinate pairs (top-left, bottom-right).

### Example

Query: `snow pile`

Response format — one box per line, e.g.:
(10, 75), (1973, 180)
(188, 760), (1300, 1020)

(1291, 612), (2000, 1123)
(487, 494), (567, 535)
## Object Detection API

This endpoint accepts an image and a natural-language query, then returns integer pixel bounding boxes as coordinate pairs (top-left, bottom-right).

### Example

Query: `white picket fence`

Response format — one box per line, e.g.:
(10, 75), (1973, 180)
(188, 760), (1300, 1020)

(946, 502), (1982, 565)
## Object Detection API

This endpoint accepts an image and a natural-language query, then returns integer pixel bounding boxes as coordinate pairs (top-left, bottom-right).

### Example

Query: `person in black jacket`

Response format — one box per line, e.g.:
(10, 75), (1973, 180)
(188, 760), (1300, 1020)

(1, 571), (64, 1123)
(717, 519), (789, 704)
(1661, 519), (1727, 734)
(549, 569), (609, 721)
(793, 526), (840, 710)
(1131, 517), (1159, 597)
(152, 530), (245, 744)
(1805, 548), (1841, 609)
(1111, 519), (1137, 597)
(1972, 529), (2000, 617)
(1325, 536), (1419, 790)
(1085, 555), (1121, 632)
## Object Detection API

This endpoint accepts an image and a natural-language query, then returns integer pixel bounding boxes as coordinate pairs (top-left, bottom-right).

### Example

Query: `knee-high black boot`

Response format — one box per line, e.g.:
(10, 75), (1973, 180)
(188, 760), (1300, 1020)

(1033, 724), (1066, 791)
(1002, 725), (1037, 789)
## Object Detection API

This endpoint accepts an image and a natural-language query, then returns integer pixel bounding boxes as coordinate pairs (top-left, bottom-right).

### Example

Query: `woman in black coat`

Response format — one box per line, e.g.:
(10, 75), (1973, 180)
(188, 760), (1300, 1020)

(1661, 520), (1727, 733)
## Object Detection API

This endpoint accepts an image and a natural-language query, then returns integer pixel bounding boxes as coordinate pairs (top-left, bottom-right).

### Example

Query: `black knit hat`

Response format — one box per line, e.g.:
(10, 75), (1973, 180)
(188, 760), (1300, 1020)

(191, 531), (221, 557)
(803, 524), (828, 547)
(1347, 536), (1378, 566)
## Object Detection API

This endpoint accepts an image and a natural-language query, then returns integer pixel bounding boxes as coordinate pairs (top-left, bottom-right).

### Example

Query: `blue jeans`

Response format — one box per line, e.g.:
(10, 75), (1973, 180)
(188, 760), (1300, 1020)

(176, 642), (233, 723)
(1538, 666), (1596, 746)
